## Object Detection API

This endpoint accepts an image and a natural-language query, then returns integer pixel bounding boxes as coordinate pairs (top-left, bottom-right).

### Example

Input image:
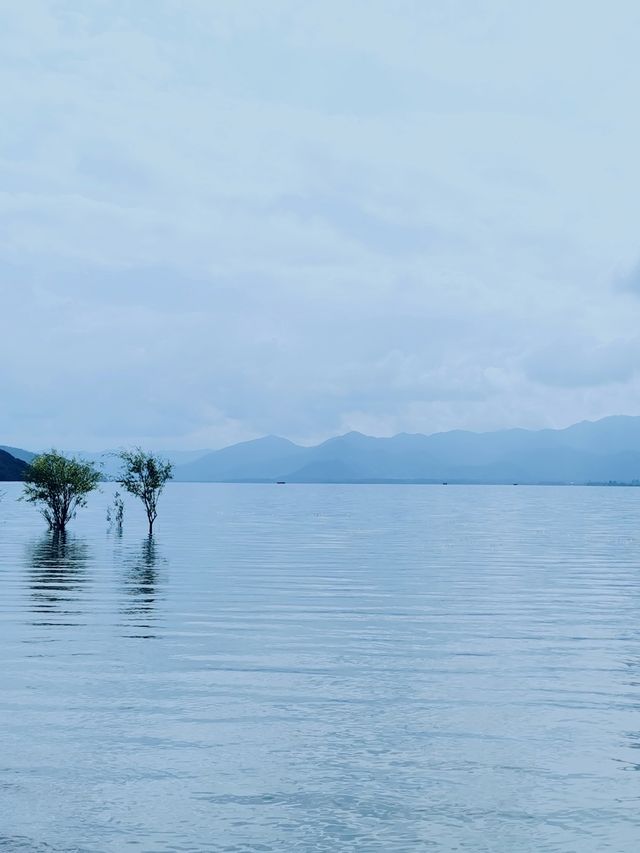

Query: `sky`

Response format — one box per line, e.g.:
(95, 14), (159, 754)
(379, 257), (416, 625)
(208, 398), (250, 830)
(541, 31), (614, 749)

(2, 0), (640, 451)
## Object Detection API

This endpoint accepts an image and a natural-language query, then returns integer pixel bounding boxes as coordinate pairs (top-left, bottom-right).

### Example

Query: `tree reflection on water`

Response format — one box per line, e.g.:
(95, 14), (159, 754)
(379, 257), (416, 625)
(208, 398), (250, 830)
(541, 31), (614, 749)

(121, 537), (166, 638)
(26, 533), (89, 623)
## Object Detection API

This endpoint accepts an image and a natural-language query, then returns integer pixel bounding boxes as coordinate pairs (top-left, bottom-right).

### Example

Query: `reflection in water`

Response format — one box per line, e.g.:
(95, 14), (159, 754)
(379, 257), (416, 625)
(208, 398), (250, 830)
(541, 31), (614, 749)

(121, 537), (165, 638)
(7, 486), (640, 849)
(26, 533), (89, 623)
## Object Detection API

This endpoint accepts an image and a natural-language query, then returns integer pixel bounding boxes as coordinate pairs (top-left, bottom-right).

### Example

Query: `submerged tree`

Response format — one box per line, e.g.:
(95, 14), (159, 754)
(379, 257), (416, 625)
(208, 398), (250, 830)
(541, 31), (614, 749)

(117, 449), (173, 536)
(107, 490), (125, 532)
(22, 451), (101, 533)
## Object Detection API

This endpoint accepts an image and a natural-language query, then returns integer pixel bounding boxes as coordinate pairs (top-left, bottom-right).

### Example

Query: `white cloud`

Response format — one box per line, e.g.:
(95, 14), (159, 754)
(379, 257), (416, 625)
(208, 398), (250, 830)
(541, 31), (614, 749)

(2, 0), (640, 450)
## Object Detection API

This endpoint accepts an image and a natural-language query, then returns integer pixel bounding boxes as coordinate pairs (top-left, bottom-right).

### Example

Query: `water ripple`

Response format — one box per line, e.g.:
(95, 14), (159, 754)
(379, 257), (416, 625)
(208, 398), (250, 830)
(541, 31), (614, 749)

(1, 483), (640, 850)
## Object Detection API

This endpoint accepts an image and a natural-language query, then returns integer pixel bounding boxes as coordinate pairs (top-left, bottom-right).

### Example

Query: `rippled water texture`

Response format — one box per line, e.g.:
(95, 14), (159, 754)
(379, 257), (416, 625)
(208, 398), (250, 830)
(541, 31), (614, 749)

(2, 483), (640, 851)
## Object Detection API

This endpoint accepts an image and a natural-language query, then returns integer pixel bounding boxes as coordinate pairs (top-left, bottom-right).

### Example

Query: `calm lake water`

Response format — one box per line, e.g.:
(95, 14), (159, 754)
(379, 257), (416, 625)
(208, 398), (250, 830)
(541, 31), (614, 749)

(1, 482), (640, 851)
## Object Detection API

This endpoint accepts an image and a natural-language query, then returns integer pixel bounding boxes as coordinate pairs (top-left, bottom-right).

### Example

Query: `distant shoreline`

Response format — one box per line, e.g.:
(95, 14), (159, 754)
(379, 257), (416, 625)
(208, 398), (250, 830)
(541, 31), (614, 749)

(3, 477), (640, 487)
(163, 479), (640, 487)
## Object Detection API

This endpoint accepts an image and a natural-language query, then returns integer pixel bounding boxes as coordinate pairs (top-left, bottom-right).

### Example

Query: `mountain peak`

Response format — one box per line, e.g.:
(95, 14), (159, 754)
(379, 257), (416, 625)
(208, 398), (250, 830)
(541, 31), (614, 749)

(172, 414), (640, 483)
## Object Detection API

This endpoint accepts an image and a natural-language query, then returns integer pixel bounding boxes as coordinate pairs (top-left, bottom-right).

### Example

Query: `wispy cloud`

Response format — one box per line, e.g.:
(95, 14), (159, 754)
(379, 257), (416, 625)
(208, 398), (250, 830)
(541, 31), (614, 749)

(2, 1), (640, 449)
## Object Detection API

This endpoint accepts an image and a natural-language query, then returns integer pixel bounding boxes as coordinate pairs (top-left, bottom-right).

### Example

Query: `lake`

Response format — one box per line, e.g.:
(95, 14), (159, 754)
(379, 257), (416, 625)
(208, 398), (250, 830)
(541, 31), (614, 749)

(1, 482), (640, 851)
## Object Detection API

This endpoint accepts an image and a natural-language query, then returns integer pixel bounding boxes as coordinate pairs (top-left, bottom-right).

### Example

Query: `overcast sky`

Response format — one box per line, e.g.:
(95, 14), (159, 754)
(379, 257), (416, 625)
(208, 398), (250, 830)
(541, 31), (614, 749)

(2, 1), (640, 450)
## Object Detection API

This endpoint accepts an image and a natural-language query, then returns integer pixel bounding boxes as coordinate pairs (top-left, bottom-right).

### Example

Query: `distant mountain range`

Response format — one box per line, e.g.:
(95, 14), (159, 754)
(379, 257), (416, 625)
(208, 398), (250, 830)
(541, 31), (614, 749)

(5, 416), (640, 484)
(0, 445), (36, 464)
(171, 415), (640, 484)
(0, 449), (29, 481)
(69, 449), (211, 479)
(0, 448), (210, 481)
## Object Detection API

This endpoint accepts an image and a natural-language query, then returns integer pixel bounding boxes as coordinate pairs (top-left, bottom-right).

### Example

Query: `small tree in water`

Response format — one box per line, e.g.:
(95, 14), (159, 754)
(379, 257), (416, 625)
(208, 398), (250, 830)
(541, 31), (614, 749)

(117, 449), (172, 536)
(107, 490), (125, 532)
(22, 451), (101, 533)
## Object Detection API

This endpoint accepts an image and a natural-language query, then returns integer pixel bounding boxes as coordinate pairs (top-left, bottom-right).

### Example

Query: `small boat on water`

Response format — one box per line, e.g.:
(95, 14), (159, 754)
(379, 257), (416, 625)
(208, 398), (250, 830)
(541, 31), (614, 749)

(276, 481), (286, 485)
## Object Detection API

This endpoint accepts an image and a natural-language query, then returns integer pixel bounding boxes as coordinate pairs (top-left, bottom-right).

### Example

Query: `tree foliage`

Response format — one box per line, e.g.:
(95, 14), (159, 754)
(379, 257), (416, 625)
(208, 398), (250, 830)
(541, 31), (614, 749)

(22, 451), (101, 533)
(117, 449), (172, 535)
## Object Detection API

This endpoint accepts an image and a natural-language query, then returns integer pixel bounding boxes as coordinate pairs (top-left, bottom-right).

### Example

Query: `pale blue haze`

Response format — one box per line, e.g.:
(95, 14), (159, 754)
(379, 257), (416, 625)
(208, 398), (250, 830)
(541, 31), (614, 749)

(2, 2), (640, 449)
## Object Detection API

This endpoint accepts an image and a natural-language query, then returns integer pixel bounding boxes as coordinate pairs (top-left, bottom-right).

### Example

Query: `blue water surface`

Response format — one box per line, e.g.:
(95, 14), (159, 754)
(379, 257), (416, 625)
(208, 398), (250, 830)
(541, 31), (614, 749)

(1, 482), (640, 851)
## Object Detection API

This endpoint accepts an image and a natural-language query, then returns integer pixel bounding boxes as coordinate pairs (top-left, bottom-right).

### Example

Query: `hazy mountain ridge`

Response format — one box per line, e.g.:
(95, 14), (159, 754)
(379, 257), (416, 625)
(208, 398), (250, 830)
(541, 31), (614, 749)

(172, 416), (640, 483)
(6, 416), (640, 484)
(71, 449), (213, 479)
(0, 449), (29, 481)
(0, 446), (36, 464)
